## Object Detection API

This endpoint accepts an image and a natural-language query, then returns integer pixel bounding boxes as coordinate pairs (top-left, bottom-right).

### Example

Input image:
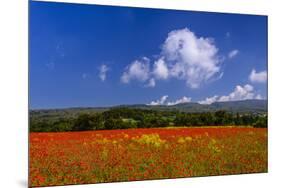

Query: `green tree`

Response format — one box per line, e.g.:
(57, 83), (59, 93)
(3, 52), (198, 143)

(73, 114), (92, 131)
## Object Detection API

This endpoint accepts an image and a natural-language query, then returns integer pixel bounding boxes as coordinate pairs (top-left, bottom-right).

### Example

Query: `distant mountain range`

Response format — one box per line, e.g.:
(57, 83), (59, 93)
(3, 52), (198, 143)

(30, 100), (267, 120)
(117, 99), (267, 113)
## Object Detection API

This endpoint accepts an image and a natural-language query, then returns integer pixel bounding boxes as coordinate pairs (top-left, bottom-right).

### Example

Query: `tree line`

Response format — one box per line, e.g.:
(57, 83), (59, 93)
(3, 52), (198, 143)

(30, 108), (267, 132)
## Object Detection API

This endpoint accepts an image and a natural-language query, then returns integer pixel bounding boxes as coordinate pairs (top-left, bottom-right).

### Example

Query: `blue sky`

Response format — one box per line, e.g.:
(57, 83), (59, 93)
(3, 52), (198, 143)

(29, 1), (267, 109)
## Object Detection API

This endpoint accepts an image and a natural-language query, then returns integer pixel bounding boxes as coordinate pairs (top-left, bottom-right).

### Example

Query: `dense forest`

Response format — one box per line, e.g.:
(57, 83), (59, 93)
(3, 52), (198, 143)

(30, 107), (267, 132)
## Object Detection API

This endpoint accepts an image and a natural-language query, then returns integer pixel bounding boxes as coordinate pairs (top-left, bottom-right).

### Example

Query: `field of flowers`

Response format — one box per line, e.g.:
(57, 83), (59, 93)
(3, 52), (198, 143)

(29, 127), (267, 187)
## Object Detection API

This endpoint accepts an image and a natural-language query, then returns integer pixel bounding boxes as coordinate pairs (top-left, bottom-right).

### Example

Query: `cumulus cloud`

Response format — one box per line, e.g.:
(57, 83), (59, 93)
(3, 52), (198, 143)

(121, 57), (150, 84)
(121, 27), (223, 88)
(161, 28), (222, 88)
(99, 64), (109, 81)
(145, 78), (156, 88)
(199, 84), (262, 104)
(167, 96), (192, 106)
(148, 95), (192, 106)
(219, 84), (255, 101)
(249, 69), (267, 83)
(255, 94), (263, 100)
(149, 95), (169, 106)
(228, 49), (239, 59)
(198, 95), (219, 105)
(153, 58), (169, 80)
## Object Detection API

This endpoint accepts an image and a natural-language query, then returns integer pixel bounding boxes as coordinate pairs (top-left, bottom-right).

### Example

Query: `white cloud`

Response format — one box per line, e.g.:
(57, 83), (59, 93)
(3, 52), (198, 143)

(255, 94), (263, 100)
(219, 84), (255, 102)
(161, 28), (222, 88)
(99, 64), (109, 82)
(167, 96), (192, 106)
(120, 27), (223, 89)
(121, 57), (150, 84)
(148, 95), (169, 106)
(199, 84), (262, 104)
(228, 49), (239, 59)
(148, 95), (192, 106)
(153, 58), (169, 80)
(249, 69), (267, 83)
(198, 95), (219, 105)
(145, 78), (156, 88)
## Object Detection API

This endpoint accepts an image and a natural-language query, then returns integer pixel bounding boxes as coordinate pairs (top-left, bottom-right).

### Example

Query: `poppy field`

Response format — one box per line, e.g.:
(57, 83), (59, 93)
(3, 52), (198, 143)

(29, 127), (267, 187)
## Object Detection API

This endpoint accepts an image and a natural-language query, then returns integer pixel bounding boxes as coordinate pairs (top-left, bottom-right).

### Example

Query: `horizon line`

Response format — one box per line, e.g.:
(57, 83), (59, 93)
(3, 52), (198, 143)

(29, 99), (267, 111)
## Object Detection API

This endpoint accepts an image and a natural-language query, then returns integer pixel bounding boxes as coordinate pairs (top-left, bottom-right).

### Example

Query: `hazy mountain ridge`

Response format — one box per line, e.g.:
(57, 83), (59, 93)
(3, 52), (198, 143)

(120, 99), (267, 113)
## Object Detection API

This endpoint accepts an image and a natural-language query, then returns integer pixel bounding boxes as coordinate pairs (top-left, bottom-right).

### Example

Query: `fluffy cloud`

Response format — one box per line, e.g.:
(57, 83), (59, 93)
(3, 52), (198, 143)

(167, 96), (192, 106)
(198, 95), (219, 105)
(161, 28), (222, 88)
(219, 84), (255, 101)
(149, 95), (169, 106)
(148, 95), (192, 106)
(228, 49), (239, 59)
(153, 58), (169, 80)
(99, 64), (109, 81)
(121, 27), (223, 88)
(199, 84), (262, 104)
(145, 78), (156, 88)
(255, 94), (263, 100)
(249, 69), (267, 83)
(121, 57), (150, 84)
(149, 86), (262, 105)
